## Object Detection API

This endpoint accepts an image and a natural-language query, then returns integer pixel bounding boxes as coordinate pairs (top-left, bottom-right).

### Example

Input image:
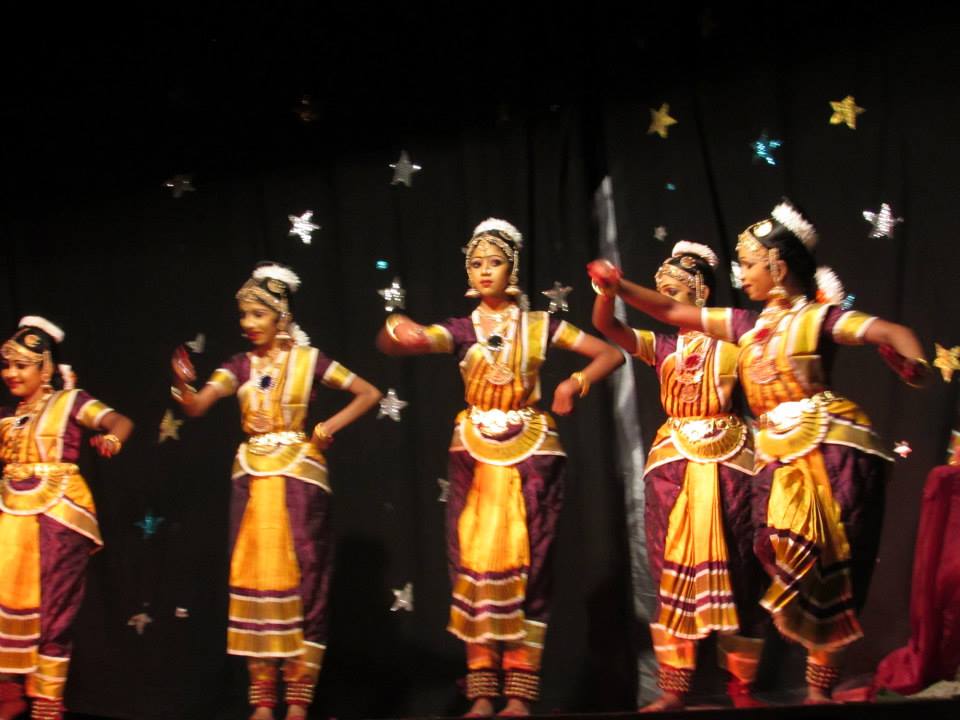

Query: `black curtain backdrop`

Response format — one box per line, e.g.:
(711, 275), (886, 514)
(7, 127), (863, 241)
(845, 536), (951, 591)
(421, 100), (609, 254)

(2, 4), (959, 719)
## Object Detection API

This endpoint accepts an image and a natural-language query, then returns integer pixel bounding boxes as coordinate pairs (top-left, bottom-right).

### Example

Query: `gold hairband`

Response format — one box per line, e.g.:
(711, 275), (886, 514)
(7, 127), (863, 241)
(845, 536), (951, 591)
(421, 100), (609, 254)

(655, 257), (706, 306)
(235, 280), (289, 316)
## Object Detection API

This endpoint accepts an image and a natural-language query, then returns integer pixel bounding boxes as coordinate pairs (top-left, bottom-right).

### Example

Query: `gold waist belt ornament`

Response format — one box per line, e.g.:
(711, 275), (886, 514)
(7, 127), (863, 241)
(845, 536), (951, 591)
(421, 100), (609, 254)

(756, 391), (838, 463)
(2, 462), (79, 481)
(667, 415), (748, 463)
(246, 431), (307, 455)
(468, 407), (536, 440)
(1, 462), (80, 516)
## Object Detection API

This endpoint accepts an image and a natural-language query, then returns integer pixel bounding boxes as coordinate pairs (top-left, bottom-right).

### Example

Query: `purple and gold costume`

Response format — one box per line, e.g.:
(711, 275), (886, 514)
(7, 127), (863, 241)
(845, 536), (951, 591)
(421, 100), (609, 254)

(702, 299), (890, 653)
(205, 345), (355, 693)
(632, 329), (765, 687)
(421, 308), (581, 691)
(0, 389), (111, 702)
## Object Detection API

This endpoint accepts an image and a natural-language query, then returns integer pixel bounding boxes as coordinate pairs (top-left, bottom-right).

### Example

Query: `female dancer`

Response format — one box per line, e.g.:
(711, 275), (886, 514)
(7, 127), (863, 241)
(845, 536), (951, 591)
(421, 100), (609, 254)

(592, 242), (766, 710)
(378, 219), (623, 717)
(589, 201), (928, 702)
(0, 317), (133, 720)
(171, 263), (382, 720)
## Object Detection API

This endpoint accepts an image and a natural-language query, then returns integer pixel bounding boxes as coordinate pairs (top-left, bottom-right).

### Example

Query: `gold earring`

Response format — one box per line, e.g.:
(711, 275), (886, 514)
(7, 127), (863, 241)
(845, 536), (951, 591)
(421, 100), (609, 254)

(465, 285), (481, 298)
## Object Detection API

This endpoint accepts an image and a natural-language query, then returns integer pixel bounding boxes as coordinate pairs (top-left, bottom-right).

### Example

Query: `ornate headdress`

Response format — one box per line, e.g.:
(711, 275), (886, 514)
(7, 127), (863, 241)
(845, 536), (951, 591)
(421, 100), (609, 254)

(655, 241), (718, 307)
(736, 200), (818, 295)
(737, 199), (819, 260)
(235, 263), (310, 346)
(1, 316), (65, 385)
(463, 218), (525, 297)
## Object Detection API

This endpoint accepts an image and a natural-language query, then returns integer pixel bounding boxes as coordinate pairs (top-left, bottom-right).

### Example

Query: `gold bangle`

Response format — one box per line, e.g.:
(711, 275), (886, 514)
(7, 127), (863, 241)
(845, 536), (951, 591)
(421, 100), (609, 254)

(170, 384), (197, 403)
(571, 371), (590, 398)
(102, 433), (122, 453)
(313, 423), (333, 443)
(591, 280), (616, 298)
(384, 314), (404, 342)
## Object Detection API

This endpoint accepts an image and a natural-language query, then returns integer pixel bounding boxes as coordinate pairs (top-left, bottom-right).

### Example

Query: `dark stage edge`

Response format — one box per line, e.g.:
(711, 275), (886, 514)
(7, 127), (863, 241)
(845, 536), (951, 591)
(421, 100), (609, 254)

(70, 698), (960, 720)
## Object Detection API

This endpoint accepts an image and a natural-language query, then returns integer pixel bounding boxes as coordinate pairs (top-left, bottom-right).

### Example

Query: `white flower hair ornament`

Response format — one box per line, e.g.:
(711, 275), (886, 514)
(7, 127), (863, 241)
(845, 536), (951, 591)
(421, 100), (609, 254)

(19, 316), (65, 343)
(253, 264), (301, 293)
(672, 241), (719, 268)
(771, 201), (818, 249)
(814, 266), (846, 306)
(472, 218), (524, 250)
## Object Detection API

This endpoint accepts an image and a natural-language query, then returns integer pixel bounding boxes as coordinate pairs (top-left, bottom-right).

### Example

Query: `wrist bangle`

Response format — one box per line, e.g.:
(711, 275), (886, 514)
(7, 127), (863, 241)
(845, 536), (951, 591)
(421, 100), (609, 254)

(313, 423), (333, 443)
(170, 384), (197, 403)
(570, 371), (590, 398)
(591, 280), (617, 298)
(102, 433), (122, 453)
(385, 314), (404, 342)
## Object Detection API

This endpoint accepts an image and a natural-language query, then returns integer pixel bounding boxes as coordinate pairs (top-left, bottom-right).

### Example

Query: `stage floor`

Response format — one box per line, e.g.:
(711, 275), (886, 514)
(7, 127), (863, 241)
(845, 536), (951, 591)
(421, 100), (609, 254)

(69, 697), (960, 720)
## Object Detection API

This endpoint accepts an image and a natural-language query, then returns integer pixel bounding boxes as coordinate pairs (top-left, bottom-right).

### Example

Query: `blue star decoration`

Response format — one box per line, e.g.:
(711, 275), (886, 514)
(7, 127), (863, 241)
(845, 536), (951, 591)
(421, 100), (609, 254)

(135, 510), (165, 539)
(750, 132), (782, 166)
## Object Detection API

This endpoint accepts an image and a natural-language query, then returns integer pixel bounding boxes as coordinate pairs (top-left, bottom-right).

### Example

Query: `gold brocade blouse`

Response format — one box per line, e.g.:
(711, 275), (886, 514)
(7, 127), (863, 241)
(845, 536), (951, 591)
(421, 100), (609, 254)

(701, 299), (892, 464)
(0, 389), (109, 544)
(633, 330), (753, 474)
(207, 345), (357, 492)
(421, 310), (583, 466)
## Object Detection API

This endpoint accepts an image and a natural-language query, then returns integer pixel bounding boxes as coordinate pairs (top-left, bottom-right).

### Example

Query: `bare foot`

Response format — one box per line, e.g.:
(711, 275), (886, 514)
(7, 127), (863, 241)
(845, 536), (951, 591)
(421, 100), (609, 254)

(464, 698), (495, 717)
(498, 698), (530, 716)
(286, 705), (308, 720)
(249, 707), (274, 720)
(804, 687), (836, 705)
(639, 692), (684, 713)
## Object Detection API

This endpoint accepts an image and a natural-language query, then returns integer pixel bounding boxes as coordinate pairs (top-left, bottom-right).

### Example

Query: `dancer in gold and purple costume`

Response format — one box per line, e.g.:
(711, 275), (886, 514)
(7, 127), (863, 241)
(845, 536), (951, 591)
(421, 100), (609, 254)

(171, 263), (381, 720)
(589, 200), (929, 703)
(378, 219), (623, 716)
(0, 317), (133, 720)
(592, 242), (766, 710)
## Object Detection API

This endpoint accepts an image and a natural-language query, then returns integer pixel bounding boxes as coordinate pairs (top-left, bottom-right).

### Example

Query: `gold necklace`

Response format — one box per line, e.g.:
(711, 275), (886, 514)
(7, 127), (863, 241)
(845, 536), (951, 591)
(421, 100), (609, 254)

(473, 306), (518, 386)
(746, 297), (805, 385)
(674, 333), (710, 403)
(248, 349), (285, 433)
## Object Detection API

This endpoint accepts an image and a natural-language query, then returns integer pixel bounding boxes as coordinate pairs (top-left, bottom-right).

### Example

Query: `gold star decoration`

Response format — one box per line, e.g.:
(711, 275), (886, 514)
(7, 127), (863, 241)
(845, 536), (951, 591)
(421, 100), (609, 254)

(934, 343), (960, 383)
(829, 95), (865, 129)
(158, 409), (183, 443)
(647, 103), (677, 139)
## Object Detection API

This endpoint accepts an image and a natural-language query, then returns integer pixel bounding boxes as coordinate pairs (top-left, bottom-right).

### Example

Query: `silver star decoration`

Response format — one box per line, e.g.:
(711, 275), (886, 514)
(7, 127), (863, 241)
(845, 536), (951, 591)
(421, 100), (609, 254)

(378, 277), (406, 312)
(185, 333), (206, 354)
(389, 150), (422, 187)
(378, 388), (408, 422)
(730, 261), (744, 289)
(390, 582), (414, 612)
(164, 174), (195, 199)
(289, 210), (321, 244)
(542, 282), (573, 314)
(437, 478), (450, 503)
(128, 612), (153, 635)
(863, 203), (903, 239)
(653, 226), (668, 242)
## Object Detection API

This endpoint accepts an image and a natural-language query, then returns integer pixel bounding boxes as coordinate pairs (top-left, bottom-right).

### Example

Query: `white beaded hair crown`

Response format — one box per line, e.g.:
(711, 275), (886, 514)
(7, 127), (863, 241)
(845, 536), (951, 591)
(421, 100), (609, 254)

(771, 201), (818, 249)
(472, 218), (524, 249)
(672, 241), (719, 268)
(19, 316), (65, 343)
(252, 264), (301, 293)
